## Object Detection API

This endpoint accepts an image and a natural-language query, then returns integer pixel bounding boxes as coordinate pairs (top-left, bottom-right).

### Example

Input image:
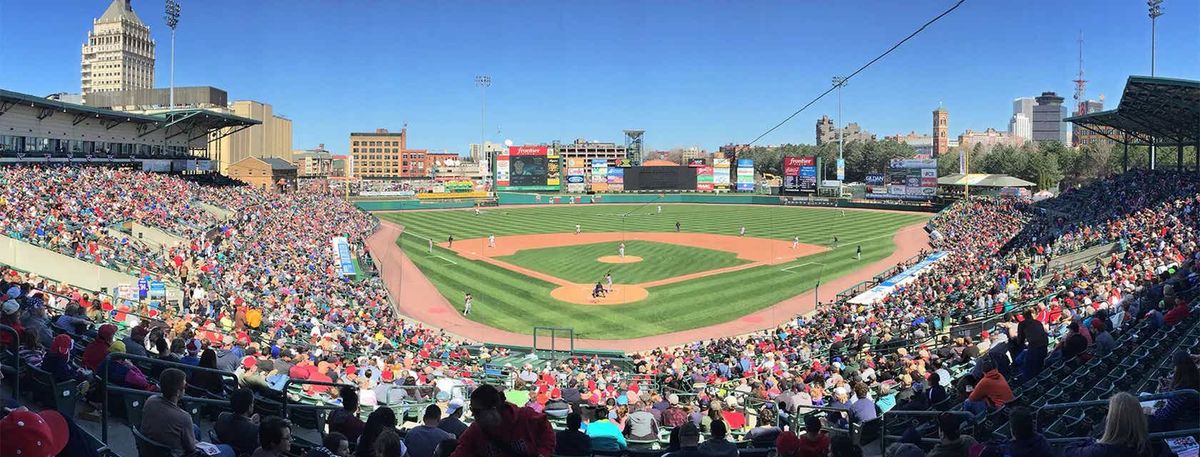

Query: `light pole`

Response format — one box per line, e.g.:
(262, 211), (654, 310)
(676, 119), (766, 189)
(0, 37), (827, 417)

(832, 77), (848, 163)
(164, 0), (181, 108)
(475, 75), (491, 186)
(1148, 0), (1163, 77)
(812, 262), (827, 308)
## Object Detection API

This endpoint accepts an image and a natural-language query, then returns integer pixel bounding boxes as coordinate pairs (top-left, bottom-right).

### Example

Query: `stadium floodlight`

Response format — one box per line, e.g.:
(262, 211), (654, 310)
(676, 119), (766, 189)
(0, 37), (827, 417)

(475, 75), (492, 184)
(164, 0), (181, 108)
(832, 77), (848, 164)
(1147, 0), (1163, 77)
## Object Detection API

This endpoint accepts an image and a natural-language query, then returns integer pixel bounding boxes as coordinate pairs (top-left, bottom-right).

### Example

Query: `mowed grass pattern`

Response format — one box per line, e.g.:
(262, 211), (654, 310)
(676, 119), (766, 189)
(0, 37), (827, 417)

(497, 240), (749, 284)
(381, 204), (928, 339)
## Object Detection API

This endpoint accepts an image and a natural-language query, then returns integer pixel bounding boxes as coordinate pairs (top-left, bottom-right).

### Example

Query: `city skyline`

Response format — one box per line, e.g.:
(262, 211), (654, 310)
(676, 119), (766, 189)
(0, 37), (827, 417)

(0, 0), (1196, 154)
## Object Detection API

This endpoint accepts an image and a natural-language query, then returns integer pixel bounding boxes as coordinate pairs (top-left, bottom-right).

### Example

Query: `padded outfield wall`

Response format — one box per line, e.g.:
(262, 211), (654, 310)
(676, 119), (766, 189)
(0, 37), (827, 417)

(353, 193), (944, 212)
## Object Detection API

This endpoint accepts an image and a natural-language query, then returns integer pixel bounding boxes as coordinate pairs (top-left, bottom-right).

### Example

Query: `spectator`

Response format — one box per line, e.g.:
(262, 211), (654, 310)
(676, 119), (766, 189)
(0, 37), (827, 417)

(450, 384), (554, 457)
(885, 443), (925, 457)
(0, 409), (69, 457)
(41, 334), (87, 382)
(554, 412), (592, 457)
(661, 394), (688, 428)
(1147, 352), (1200, 432)
(17, 331), (44, 369)
(849, 383), (878, 424)
(215, 388), (260, 456)
(437, 399), (468, 438)
(1091, 320), (1117, 357)
(432, 438), (457, 457)
(876, 384), (897, 414)
(375, 430), (407, 457)
(1163, 298), (1189, 327)
(405, 405), (453, 457)
(927, 373), (949, 406)
(0, 298), (22, 347)
(720, 396), (747, 431)
(586, 405), (626, 453)
(252, 416), (293, 457)
(1051, 322), (1089, 363)
(139, 368), (198, 455)
(1065, 392), (1171, 457)
(329, 386), (366, 447)
(18, 299), (53, 347)
(356, 408), (397, 457)
(831, 434), (863, 457)
(1016, 309), (1049, 382)
(776, 431), (803, 457)
(663, 422), (703, 457)
(190, 348), (227, 394)
(963, 358), (1014, 417)
(745, 405), (782, 448)
(1006, 406), (1052, 457)
(697, 419), (738, 457)
(927, 413), (975, 457)
(623, 400), (659, 441)
(795, 415), (831, 457)
(80, 323), (117, 370)
(306, 431), (350, 457)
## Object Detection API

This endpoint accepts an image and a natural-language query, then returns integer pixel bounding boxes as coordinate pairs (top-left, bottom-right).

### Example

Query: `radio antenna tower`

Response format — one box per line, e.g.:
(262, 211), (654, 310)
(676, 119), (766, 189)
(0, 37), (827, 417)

(1072, 31), (1087, 115)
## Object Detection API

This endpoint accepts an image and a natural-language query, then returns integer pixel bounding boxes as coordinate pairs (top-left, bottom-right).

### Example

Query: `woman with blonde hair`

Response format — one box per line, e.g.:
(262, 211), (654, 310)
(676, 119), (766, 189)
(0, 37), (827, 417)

(1065, 392), (1169, 457)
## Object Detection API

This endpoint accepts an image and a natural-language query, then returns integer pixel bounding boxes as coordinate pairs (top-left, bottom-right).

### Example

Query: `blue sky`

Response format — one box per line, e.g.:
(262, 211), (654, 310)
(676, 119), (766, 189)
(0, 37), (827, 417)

(1, 0), (1197, 154)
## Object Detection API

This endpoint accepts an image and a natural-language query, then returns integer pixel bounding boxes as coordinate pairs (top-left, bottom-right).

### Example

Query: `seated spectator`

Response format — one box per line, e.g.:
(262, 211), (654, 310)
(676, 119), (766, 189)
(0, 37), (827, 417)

(1163, 298), (1189, 327)
(928, 413), (975, 457)
(1051, 322), (1089, 363)
(80, 323), (117, 370)
(720, 396), (748, 431)
(437, 399), (468, 438)
(1091, 320), (1117, 357)
(885, 443), (925, 457)
(698, 419), (738, 457)
(963, 358), (1014, 417)
(99, 341), (154, 391)
(1065, 392), (1172, 457)
(215, 388), (260, 456)
(746, 405), (782, 448)
(305, 431), (349, 457)
(355, 408), (397, 457)
(555, 412), (592, 457)
(927, 373), (949, 406)
(0, 299), (23, 347)
(17, 331), (45, 368)
(42, 334), (87, 382)
(328, 386), (365, 447)
(795, 415), (831, 457)
(19, 299), (54, 347)
(190, 348), (228, 394)
(1005, 406), (1052, 457)
(849, 383), (878, 424)
(139, 368), (199, 455)
(624, 400), (659, 441)
(405, 404), (453, 457)
(450, 384), (554, 457)
(432, 438), (457, 457)
(587, 405), (626, 452)
(876, 384), (897, 414)
(664, 422), (702, 457)
(544, 389), (570, 419)
(660, 394), (688, 428)
(251, 416), (292, 457)
(1147, 352), (1200, 432)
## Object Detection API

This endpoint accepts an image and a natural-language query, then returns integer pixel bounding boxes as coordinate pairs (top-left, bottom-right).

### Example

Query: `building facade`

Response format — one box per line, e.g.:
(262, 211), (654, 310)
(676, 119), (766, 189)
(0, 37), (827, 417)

(83, 86), (227, 111)
(557, 139), (628, 179)
(1072, 99), (1112, 148)
(886, 132), (935, 157)
(1032, 92), (1069, 144)
(1009, 113), (1032, 142)
(958, 128), (1025, 152)
(349, 128), (428, 179)
(227, 157), (297, 192)
(208, 100), (294, 175)
(933, 107), (949, 158)
(816, 115), (875, 145)
(81, 0), (155, 96)
(292, 144), (334, 178)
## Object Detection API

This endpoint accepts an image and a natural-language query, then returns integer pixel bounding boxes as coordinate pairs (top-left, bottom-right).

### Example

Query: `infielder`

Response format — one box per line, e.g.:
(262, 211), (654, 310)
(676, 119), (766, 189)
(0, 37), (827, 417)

(605, 272), (613, 291)
(618, 242), (625, 258)
(488, 234), (496, 248)
(856, 245), (862, 260)
(576, 224), (581, 235)
(792, 236), (800, 249)
(739, 226), (746, 237)
(475, 207), (481, 216)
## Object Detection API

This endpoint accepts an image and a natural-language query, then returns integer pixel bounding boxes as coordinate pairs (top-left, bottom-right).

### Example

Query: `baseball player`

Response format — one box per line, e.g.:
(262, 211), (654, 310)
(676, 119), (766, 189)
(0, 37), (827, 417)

(792, 236), (800, 249)
(488, 234), (496, 248)
(576, 224), (581, 235)
(856, 245), (862, 260)
(618, 243), (625, 258)
(739, 226), (746, 237)
(605, 272), (613, 291)
(475, 207), (481, 216)
(463, 293), (473, 315)
(657, 205), (662, 214)
(448, 234), (454, 248)
(833, 236), (839, 248)
(428, 238), (433, 254)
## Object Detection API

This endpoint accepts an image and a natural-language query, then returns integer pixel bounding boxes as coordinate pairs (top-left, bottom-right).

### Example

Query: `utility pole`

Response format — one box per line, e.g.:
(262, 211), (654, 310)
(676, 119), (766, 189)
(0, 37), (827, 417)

(164, 0), (181, 108)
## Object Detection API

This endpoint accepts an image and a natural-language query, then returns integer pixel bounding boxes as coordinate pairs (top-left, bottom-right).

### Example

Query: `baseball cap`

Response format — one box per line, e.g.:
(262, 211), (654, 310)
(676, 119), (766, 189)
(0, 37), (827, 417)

(668, 394), (680, 405)
(1, 299), (18, 315)
(109, 340), (126, 353)
(446, 398), (465, 415)
(0, 409), (69, 457)
(50, 334), (73, 356)
(97, 324), (118, 340)
(186, 339), (201, 353)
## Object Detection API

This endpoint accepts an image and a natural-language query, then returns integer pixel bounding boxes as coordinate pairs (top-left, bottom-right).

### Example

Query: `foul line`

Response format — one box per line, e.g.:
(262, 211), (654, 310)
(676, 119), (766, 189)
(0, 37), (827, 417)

(403, 231), (459, 265)
(780, 262), (818, 273)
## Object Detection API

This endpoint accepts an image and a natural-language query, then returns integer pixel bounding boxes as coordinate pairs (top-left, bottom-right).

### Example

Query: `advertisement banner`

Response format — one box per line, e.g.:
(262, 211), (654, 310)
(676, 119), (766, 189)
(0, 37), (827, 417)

(921, 177), (938, 187)
(713, 167), (731, 186)
(567, 168), (586, 176)
(687, 158), (706, 167)
(696, 166), (714, 191)
(736, 159), (755, 192)
(889, 185), (907, 195)
(921, 168), (938, 178)
(546, 155), (561, 186)
(359, 191), (417, 197)
(567, 158), (587, 168)
(782, 156), (817, 193)
(836, 158), (845, 182)
(959, 150), (966, 174)
(606, 167), (624, 191)
(890, 159), (938, 168)
(331, 237), (356, 277)
(509, 145), (548, 156)
(495, 155), (510, 186)
(713, 158), (731, 168)
(591, 159), (608, 183)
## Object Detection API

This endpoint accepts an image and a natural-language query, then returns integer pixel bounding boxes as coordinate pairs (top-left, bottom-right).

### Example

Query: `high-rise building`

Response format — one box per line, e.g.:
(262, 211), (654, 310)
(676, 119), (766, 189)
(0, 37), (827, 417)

(208, 100), (294, 175)
(816, 115), (875, 145)
(1013, 97), (1035, 119)
(349, 128), (428, 179)
(1032, 92), (1069, 144)
(81, 0), (155, 96)
(1009, 113), (1032, 142)
(557, 139), (628, 179)
(933, 106), (949, 158)
(1072, 98), (1111, 148)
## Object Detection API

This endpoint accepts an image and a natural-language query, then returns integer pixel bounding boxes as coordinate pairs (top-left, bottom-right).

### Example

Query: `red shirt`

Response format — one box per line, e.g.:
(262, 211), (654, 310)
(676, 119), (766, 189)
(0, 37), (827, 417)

(451, 403), (554, 457)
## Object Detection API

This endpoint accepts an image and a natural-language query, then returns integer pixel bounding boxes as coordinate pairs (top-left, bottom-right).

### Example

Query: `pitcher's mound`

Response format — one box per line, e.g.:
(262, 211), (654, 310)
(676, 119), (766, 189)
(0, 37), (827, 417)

(551, 284), (649, 305)
(597, 255), (643, 264)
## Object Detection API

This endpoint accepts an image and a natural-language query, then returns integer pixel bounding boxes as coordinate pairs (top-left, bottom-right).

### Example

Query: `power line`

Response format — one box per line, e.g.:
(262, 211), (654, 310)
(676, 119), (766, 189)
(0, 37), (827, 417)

(747, 0), (968, 146)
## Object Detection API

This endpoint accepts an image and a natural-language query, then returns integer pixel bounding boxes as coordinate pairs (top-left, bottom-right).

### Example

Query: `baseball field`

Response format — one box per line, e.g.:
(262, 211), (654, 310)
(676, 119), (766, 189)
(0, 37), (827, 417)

(379, 204), (928, 339)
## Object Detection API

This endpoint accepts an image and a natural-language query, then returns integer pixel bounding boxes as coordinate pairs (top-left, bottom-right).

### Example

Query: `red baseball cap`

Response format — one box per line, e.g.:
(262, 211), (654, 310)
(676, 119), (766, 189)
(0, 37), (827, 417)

(1, 409), (69, 457)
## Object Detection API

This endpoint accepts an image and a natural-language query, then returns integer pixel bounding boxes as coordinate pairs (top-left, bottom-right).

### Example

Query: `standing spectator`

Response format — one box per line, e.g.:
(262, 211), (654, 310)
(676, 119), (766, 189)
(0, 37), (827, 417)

(329, 387), (366, 447)
(586, 406), (626, 453)
(451, 384), (554, 457)
(251, 416), (293, 457)
(1015, 309), (1049, 382)
(927, 413), (975, 457)
(555, 412), (592, 457)
(697, 420), (738, 456)
(1065, 392), (1171, 457)
(437, 399), (468, 438)
(306, 432), (349, 457)
(139, 368), (198, 455)
(215, 388), (260, 456)
(405, 405), (454, 457)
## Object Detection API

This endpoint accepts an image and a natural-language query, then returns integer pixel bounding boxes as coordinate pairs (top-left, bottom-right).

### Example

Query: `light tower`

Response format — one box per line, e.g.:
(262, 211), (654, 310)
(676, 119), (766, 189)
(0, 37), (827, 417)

(164, 0), (181, 108)
(623, 130), (644, 166)
(1072, 31), (1087, 114)
(1148, 0), (1163, 77)
(831, 77), (848, 165)
(475, 75), (491, 184)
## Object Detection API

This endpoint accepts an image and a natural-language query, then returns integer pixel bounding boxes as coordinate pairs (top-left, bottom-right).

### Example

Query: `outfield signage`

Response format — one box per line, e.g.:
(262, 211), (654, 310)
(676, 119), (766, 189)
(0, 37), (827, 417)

(848, 251), (949, 305)
(331, 237), (356, 277)
(783, 156), (817, 193)
(736, 159), (755, 192)
(696, 166), (714, 191)
(496, 146), (561, 191)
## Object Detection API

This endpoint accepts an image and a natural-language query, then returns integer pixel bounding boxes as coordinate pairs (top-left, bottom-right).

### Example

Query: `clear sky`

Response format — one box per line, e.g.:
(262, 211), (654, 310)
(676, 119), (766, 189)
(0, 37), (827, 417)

(1, 0), (1196, 155)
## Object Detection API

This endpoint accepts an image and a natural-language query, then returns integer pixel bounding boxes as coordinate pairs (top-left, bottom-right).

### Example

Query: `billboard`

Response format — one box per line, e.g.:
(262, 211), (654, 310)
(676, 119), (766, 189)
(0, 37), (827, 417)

(591, 159), (609, 191)
(606, 167), (625, 192)
(495, 155), (510, 186)
(836, 158), (845, 182)
(624, 166), (698, 190)
(736, 159), (755, 192)
(865, 173), (886, 193)
(496, 146), (561, 190)
(782, 156), (817, 193)
(869, 158), (937, 200)
(696, 166), (714, 191)
(687, 158), (706, 167)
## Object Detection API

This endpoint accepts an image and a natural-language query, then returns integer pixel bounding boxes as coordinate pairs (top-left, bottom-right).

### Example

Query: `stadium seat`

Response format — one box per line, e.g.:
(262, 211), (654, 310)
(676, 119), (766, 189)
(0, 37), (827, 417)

(132, 427), (174, 457)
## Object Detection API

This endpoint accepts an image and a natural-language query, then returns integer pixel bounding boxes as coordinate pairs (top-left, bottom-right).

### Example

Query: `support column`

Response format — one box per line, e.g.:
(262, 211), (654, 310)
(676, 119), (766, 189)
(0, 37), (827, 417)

(1179, 144), (1184, 172)
(1123, 137), (1129, 173)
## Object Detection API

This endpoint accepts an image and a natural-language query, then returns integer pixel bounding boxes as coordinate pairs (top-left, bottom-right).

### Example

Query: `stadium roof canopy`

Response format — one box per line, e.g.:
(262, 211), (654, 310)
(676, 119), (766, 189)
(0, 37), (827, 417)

(938, 173), (1035, 188)
(1065, 76), (1199, 148)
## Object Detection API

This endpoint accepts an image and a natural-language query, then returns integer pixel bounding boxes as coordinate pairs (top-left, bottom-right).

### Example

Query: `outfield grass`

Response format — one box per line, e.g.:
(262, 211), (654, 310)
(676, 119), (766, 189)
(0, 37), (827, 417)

(381, 204), (928, 339)
(497, 240), (749, 284)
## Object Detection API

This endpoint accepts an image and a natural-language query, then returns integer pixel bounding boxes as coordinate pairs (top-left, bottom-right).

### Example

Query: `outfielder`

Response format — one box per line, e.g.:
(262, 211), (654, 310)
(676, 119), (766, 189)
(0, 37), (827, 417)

(576, 224), (581, 235)
(739, 226), (746, 237)
(463, 292), (473, 315)
(488, 234), (496, 248)
(618, 242), (625, 258)
(792, 236), (800, 249)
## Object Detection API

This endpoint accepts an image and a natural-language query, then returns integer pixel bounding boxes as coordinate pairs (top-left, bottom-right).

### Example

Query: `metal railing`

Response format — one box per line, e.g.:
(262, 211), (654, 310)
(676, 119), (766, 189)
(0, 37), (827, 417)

(879, 410), (975, 454)
(1038, 389), (1200, 444)
(0, 324), (20, 395)
(99, 352), (239, 443)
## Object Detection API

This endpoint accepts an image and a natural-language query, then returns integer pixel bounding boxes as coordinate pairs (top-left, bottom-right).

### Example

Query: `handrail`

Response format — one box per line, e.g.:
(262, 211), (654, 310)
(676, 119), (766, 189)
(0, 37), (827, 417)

(281, 378), (357, 419)
(1038, 389), (1199, 411)
(100, 351), (240, 443)
(879, 409), (976, 454)
(0, 324), (20, 395)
